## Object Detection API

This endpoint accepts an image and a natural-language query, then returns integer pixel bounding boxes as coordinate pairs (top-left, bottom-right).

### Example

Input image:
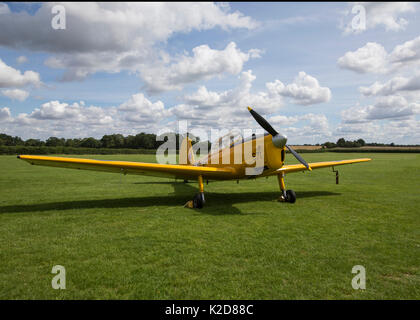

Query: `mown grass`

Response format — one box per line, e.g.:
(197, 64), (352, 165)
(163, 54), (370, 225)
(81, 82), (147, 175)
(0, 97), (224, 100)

(0, 153), (418, 299)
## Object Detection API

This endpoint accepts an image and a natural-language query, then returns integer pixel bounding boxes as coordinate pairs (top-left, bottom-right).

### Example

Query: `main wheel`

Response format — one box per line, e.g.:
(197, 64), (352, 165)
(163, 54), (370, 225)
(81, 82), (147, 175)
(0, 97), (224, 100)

(285, 190), (296, 203)
(193, 193), (205, 208)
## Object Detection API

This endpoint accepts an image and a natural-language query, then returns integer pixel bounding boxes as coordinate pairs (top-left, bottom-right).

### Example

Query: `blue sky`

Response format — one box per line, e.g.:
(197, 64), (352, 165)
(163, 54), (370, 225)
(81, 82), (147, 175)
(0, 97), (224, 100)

(0, 2), (419, 144)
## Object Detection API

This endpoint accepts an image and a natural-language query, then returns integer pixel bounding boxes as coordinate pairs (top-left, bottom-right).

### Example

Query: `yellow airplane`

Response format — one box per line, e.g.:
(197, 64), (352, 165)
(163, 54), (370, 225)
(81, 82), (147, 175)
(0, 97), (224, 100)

(18, 107), (371, 208)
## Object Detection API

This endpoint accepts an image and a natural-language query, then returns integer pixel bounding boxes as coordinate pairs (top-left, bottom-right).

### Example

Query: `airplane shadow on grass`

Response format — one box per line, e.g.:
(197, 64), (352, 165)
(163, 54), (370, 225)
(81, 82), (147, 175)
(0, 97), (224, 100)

(0, 181), (340, 215)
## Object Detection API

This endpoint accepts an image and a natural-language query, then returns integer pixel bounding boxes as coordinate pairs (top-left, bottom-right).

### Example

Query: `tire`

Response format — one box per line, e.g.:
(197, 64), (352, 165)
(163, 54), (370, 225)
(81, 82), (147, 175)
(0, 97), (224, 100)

(285, 190), (296, 203)
(193, 193), (204, 209)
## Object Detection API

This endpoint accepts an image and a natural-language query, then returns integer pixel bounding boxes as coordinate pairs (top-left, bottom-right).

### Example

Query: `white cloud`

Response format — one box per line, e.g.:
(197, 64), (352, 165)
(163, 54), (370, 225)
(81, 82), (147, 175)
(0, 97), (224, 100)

(337, 42), (388, 74)
(335, 121), (381, 139)
(1, 89), (29, 101)
(341, 96), (420, 123)
(1, 100), (127, 139)
(141, 42), (261, 93)
(0, 93), (171, 139)
(342, 2), (416, 34)
(118, 93), (168, 122)
(166, 70), (333, 143)
(268, 113), (331, 140)
(266, 71), (331, 105)
(0, 80), (330, 144)
(0, 3), (256, 53)
(338, 36), (420, 74)
(0, 107), (11, 122)
(16, 56), (28, 64)
(44, 49), (153, 81)
(27, 100), (116, 127)
(360, 74), (420, 96)
(268, 115), (299, 126)
(299, 113), (330, 133)
(0, 58), (41, 88)
(371, 96), (420, 119)
(389, 35), (420, 66)
(168, 70), (331, 138)
(335, 118), (420, 144)
(338, 35), (420, 144)
(31, 101), (82, 120)
(169, 70), (284, 128)
(0, 3), (257, 83)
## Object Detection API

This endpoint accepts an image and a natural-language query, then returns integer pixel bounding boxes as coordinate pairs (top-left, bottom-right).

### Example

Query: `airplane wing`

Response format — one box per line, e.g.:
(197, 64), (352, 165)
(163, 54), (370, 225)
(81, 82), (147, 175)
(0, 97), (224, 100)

(17, 155), (235, 180)
(275, 158), (371, 174)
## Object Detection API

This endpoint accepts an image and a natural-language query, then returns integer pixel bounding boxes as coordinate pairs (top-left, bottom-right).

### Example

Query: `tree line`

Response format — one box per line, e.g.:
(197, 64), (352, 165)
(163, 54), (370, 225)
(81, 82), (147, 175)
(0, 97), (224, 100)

(321, 138), (417, 148)
(1, 133), (416, 150)
(0, 133), (200, 150)
(322, 138), (366, 148)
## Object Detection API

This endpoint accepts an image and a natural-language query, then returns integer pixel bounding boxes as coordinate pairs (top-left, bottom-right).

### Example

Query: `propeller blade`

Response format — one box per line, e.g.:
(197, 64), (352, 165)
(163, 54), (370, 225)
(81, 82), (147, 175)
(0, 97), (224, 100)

(286, 144), (312, 171)
(247, 107), (278, 137)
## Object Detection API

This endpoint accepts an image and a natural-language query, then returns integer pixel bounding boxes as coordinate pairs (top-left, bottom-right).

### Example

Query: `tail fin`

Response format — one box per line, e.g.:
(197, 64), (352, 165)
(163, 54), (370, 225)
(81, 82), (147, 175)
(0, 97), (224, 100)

(179, 136), (195, 165)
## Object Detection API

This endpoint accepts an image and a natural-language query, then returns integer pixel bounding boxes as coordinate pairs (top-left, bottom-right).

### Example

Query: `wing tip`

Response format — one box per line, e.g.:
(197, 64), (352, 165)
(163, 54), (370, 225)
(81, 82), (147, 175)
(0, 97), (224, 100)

(247, 106), (252, 111)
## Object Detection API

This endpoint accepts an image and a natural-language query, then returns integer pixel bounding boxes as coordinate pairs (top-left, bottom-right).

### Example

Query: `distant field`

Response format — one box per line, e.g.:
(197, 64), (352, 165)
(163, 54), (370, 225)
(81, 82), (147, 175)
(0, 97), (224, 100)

(290, 145), (420, 151)
(289, 145), (323, 150)
(359, 146), (420, 150)
(0, 153), (419, 299)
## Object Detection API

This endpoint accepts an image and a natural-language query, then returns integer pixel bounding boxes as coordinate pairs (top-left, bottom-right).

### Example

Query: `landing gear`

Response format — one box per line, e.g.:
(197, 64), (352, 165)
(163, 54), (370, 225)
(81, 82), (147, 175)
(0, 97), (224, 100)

(184, 175), (206, 209)
(285, 189), (296, 203)
(277, 173), (296, 203)
(193, 192), (205, 209)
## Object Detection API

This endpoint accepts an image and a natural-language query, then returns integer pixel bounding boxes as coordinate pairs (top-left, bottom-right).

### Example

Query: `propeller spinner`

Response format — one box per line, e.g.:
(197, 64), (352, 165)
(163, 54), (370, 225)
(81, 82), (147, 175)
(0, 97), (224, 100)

(247, 107), (312, 171)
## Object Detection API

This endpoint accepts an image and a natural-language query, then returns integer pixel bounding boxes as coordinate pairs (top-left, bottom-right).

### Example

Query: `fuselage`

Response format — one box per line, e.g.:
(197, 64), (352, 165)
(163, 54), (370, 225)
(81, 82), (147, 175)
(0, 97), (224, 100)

(196, 134), (285, 180)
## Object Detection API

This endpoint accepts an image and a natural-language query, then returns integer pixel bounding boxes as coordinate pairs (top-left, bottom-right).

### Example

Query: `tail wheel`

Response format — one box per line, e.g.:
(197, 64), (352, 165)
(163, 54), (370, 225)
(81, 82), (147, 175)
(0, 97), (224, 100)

(285, 190), (296, 203)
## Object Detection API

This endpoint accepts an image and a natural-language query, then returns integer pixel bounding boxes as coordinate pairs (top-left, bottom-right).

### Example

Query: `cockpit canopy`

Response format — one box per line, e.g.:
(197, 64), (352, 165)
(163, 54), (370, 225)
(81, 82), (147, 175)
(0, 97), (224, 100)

(213, 130), (268, 150)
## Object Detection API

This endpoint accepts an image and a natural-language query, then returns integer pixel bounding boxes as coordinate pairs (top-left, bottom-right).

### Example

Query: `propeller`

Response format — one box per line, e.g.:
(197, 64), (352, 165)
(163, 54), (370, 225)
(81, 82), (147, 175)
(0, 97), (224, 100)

(247, 106), (312, 171)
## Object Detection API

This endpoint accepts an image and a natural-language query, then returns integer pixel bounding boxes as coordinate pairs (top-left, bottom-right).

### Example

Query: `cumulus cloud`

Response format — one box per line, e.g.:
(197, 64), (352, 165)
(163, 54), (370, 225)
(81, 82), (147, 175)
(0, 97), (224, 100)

(337, 42), (388, 74)
(44, 49), (153, 81)
(31, 101), (83, 120)
(168, 70), (331, 135)
(336, 118), (420, 144)
(1, 89), (29, 101)
(0, 58), (41, 88)
(141, 42), (261, 93)
(338, 36), (420, 74)
(338, 35), (420, 144)
(360, 74), (420, 96)
(0, 107), (11, 122)
(0, 76), (332, 144)
(342, 2), (416, 34)
(268, 113), (331, 139)
(0, 90), (174, 139)
(341, 96), (420, 123)
(266, 71), (331, 105)
(35, 101), (115, 126)
(0, 3), (256, 53)
(165, 70), (333, 143)
(118, 93), (169, 122)
(169, 70), (284, 127)
(1, 100), (124, 139)
(389, 35), (420, 66)
(268, 115), (299, 126)
(0, 3), (257, 83)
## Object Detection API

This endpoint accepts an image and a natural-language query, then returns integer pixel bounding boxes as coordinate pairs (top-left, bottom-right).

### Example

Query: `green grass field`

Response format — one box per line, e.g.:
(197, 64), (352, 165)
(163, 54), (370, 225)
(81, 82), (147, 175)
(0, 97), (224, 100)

(0, 153), (419, 299)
